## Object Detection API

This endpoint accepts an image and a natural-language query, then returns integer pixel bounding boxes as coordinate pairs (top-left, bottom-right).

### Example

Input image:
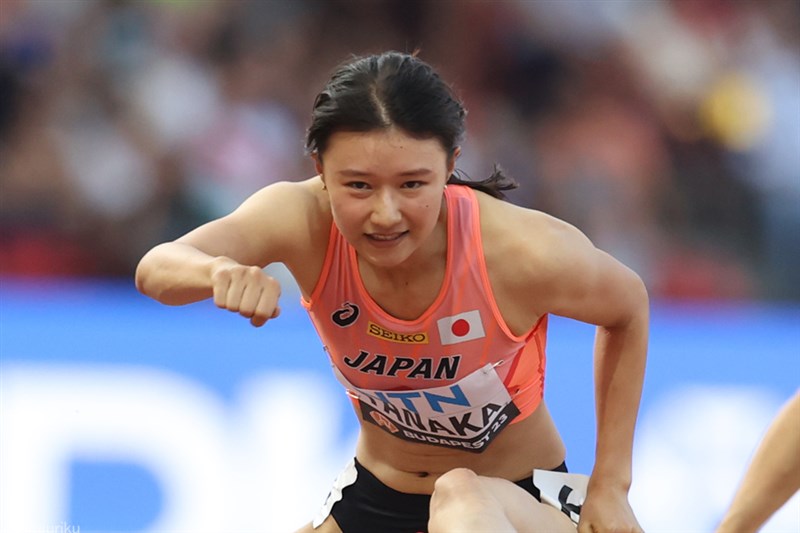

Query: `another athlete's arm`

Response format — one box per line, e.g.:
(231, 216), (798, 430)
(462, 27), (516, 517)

(717, 390), (800, 533)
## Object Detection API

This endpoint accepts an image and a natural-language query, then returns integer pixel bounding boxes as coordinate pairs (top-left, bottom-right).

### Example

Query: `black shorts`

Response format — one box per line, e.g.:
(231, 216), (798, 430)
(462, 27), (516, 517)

(320, 458), (568, 533)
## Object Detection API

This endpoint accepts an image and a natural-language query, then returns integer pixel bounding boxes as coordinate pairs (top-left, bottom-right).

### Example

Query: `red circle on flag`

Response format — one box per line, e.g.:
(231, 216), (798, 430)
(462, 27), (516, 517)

(451, 318), (470, 337)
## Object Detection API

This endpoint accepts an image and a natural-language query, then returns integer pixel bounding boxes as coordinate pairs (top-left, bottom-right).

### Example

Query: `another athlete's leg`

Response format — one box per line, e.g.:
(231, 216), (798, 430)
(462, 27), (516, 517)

(429, 468), (576, 533)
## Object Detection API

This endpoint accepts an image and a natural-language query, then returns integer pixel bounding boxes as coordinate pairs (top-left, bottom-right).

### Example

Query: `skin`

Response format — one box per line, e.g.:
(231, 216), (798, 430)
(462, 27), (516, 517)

(716, 390), (800, 533)
(136, 127), (648, 533)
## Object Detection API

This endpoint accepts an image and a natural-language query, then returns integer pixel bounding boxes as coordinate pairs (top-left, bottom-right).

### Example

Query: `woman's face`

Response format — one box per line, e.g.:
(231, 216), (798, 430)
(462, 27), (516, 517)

(317, 127), (455, 269)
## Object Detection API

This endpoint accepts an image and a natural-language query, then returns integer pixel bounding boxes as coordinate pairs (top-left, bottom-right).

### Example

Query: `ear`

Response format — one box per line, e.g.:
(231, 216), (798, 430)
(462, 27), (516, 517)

(311, 152), (324, 177)
(447, 147), (461, 176)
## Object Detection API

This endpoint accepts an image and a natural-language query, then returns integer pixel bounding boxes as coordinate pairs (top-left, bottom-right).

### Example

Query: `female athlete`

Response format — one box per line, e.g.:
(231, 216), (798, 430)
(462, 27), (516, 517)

(136, 51), (648, 533)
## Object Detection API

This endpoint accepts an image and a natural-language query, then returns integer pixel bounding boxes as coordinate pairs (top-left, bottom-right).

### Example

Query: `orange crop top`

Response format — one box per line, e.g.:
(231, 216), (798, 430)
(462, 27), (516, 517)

(302, 185), (548, 452)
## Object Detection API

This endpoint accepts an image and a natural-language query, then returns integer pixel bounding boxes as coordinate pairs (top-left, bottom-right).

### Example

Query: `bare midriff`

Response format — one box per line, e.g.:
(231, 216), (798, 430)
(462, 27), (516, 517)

(354, 401), (567, 494)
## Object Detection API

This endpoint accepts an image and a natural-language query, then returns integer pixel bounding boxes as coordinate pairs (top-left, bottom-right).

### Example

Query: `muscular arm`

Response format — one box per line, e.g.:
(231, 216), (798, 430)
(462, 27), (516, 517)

(717, 390), (800, 533)
(583, 283), (648, 533)
(541, 220), (648, 532)
(489, 201), (648, 532)
(135, 178), (327, 323)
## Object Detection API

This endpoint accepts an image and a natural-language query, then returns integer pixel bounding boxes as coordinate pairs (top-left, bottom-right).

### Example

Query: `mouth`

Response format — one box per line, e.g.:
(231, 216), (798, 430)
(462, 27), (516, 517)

(365, 231), (409, 244)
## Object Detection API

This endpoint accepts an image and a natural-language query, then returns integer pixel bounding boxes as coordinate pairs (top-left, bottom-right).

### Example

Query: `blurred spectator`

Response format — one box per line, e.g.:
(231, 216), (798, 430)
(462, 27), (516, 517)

(1, 0), (797, 301)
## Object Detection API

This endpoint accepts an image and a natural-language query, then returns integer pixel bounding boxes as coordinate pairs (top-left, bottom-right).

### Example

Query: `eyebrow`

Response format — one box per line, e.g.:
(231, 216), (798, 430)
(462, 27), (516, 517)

(337, 168), (433, 178)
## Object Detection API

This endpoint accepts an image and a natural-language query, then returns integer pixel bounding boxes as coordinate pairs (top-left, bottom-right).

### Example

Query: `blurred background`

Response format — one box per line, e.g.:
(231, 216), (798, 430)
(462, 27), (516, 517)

(1, 0), (798, 532)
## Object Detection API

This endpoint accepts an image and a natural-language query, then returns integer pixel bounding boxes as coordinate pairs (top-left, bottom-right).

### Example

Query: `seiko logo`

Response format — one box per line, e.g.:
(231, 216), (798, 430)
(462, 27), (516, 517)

(331, 302), (360, 327)
(367, 322), (429, 344)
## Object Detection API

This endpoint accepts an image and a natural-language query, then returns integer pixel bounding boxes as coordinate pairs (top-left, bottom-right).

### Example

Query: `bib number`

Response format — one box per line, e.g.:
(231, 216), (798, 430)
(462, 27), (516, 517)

(334, 364), (519, 453)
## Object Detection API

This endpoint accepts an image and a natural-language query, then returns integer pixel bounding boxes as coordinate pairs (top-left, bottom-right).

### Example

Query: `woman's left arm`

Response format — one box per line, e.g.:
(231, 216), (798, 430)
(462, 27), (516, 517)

(518, 211), (649, 533)
(581, 273), (648, 533)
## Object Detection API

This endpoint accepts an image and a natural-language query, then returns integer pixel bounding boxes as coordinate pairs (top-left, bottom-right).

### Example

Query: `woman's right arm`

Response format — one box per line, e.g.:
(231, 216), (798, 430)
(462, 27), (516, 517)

(135, 241), (244, 305)
(135, 179), (322, 326)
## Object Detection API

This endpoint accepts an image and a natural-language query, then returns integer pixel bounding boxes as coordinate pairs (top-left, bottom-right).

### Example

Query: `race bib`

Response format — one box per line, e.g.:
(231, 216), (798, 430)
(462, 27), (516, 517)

(333, 363), (519, 452)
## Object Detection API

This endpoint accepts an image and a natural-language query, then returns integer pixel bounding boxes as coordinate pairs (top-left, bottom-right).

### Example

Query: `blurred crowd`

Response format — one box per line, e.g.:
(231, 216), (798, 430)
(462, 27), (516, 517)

(1, 0), (798, 300)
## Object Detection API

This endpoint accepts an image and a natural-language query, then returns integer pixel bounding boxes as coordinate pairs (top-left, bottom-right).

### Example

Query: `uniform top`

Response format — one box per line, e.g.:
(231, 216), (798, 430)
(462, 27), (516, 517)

(302, 184), (548, 427)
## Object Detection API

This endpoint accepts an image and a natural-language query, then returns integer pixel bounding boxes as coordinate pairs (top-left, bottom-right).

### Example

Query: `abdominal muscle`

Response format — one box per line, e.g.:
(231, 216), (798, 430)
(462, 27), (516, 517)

(354, 400), (567, 494)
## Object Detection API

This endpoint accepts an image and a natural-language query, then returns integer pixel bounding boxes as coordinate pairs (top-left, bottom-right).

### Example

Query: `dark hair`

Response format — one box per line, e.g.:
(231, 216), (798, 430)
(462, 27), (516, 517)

(306, 51), (518, 200)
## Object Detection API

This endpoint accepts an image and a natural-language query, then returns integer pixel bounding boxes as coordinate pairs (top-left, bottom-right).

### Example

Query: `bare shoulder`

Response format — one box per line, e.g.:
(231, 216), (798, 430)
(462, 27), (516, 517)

(178, 176), (332, 270)
(476, 190), (647, 326)
(230, 176), (330, 231)
(233, 176), (332, 264)
(475, 191), (611, 324)
(476, 192), (590, 278)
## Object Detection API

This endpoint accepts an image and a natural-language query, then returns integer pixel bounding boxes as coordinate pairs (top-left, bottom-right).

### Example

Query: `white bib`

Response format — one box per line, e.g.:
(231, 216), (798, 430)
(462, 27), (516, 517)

(333, 362), (520, 452)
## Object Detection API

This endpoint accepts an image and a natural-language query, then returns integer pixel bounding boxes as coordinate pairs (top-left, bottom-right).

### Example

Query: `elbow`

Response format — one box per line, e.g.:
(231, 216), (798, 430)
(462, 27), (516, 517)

(632, 272), (650, 310)
(628, 273), (650, 327)
(613, 270), (650, 329)
(135, 246), (166, 301)
(134, 251), (154, 297)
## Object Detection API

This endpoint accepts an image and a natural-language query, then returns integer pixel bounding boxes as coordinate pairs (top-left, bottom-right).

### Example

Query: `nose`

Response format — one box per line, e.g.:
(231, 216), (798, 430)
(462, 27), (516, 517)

(370, 189), (402, 227)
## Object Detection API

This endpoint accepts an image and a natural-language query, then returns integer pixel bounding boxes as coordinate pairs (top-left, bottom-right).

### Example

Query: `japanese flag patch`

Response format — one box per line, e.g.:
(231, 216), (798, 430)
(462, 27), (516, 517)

(437, 310), (486, 345)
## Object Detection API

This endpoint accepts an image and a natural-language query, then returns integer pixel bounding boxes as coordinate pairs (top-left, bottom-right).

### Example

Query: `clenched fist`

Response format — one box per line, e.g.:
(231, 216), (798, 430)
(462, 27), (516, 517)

(210, 258), (281, 327)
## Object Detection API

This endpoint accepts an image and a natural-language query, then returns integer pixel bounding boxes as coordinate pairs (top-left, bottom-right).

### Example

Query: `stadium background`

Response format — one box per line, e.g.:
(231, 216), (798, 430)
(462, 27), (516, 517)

(2, 1), (798, 531)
